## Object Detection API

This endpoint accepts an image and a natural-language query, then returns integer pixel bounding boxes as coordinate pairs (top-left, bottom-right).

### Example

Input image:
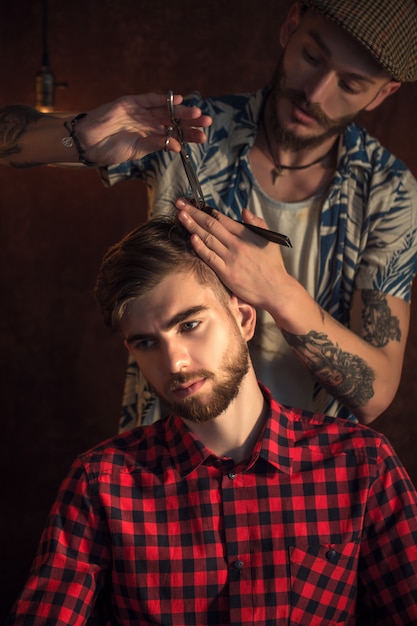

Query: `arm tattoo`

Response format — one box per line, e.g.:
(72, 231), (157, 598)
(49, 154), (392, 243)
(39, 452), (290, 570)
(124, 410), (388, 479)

(361, 289), (401, 347)
(0, 105), (44, 167)
(282, 329), (375, 408)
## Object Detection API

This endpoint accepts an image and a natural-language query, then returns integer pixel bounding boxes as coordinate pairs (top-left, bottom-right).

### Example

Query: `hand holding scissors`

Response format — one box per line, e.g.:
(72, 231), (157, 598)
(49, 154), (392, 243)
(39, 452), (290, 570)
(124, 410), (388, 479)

(166, 89), (292, 248)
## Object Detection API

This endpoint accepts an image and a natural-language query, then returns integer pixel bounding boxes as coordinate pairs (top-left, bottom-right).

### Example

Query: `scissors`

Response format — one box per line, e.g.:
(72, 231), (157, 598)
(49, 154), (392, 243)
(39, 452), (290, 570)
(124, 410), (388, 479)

(166, 90), (292, 248)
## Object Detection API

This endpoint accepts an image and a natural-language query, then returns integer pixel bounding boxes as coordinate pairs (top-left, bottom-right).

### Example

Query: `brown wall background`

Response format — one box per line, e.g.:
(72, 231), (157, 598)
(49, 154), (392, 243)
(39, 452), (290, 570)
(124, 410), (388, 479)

(1, 0), (417, 617)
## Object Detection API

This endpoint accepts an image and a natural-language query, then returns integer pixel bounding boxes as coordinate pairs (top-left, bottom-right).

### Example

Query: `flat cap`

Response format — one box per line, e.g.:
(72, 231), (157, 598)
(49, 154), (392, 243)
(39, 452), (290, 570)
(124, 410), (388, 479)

(303, 0), (417, 82)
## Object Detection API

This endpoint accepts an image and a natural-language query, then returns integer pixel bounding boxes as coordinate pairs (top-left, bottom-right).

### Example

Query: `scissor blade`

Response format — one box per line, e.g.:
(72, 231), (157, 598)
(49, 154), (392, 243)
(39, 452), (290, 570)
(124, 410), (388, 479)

(179, 148), (205, 210)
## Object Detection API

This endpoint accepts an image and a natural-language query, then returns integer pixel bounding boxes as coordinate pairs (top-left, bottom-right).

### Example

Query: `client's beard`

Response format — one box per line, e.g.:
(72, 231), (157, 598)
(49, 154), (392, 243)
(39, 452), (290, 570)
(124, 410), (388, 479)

(164, 337), (250, 423)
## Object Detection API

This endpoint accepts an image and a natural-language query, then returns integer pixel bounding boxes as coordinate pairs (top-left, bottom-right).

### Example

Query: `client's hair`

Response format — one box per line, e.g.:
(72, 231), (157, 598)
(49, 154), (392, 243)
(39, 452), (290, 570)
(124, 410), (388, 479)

(95, 215), (231, 330)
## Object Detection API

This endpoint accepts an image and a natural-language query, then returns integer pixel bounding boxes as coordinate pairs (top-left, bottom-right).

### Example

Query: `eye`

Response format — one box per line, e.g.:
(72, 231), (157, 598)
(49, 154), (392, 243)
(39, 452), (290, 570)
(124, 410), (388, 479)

(133, 337), (156, 351)
(180, 320), (200, 333)
(303, 47), (321, 65)
(338, 79), (360, 95)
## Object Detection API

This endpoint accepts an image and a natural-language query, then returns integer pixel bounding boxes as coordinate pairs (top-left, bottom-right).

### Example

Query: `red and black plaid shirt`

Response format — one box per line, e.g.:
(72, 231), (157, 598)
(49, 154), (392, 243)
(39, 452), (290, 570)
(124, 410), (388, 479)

(7, 387), (417, 624)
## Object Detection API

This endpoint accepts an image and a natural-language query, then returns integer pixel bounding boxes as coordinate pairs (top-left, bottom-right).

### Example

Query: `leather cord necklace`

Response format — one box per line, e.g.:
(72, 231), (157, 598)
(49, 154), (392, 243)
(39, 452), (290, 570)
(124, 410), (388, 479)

(260, 117), (335, 184)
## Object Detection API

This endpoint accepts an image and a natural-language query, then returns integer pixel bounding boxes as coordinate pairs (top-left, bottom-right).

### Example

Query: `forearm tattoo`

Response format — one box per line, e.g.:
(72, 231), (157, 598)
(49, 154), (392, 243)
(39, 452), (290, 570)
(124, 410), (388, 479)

(282, 328), (375, 408)
(0, 105), (44, 167)
(361, 289), (401, 346)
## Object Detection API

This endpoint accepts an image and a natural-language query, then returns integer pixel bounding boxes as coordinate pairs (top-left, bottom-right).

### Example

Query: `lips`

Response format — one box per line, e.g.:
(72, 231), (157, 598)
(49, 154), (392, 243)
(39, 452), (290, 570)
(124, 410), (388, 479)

(292, 103), (319, 125)
(170, 378), (206, 399)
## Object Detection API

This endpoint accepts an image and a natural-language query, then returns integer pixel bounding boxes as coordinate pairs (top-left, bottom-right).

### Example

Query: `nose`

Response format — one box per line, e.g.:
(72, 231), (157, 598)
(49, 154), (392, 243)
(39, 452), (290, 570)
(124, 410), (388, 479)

(162, 338), (190, 374)
(304, 70), (334, 105)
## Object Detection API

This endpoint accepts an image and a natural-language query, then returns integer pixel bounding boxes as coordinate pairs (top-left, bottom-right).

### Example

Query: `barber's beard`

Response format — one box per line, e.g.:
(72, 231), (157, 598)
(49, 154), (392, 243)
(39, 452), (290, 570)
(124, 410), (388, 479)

(163, 334), (250, 423)
(270, 59), (355, 151)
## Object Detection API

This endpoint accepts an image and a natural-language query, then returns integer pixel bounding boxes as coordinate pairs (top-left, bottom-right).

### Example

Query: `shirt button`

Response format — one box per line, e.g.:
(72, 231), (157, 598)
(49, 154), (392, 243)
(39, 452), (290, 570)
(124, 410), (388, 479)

(234, 559), (244, 569)
(238, 182), (246, 190)
(326, 549), (338, 561)
(228, 472), (236, 479)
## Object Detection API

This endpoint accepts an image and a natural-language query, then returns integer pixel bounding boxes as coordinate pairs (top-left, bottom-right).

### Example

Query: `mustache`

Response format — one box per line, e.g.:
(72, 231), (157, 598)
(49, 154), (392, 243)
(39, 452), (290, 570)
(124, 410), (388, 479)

(278, 87), (334, 127)
(168, 370), (213, 390)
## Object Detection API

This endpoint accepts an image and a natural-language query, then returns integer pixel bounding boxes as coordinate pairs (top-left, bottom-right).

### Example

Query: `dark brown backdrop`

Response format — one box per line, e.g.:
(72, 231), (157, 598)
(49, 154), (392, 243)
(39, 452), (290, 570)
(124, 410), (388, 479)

(1, 0), (417, 618)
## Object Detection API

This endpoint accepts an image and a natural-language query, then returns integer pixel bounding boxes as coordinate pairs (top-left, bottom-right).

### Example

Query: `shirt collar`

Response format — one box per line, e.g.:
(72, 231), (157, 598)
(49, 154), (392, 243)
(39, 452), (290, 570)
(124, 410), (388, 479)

(167, 384), (294, 478)
(227, 86), (270, 156)
(252, 384), (294, 475)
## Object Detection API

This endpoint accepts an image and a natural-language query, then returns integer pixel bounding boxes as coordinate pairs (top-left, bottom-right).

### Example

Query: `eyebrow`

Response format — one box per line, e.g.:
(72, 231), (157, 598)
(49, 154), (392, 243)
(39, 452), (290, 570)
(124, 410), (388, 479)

(309, 29), (331, 57)
(308, 29), (377, 85)
(125, 305), (208, 345)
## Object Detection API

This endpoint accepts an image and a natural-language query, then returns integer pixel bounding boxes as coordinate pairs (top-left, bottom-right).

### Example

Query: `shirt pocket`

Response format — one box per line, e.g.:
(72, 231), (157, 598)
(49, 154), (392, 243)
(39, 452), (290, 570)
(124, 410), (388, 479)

(288, 541), (359, 625)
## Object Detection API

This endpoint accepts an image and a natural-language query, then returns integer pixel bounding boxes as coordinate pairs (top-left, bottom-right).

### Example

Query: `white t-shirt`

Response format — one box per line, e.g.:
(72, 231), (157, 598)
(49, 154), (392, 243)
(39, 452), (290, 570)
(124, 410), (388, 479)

(248, 176), (324, 410)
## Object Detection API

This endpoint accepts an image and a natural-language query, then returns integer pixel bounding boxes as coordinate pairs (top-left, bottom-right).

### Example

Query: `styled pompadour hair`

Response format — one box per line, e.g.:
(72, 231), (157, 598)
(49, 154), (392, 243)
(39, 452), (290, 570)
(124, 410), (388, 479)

(95, 215), (231, 330)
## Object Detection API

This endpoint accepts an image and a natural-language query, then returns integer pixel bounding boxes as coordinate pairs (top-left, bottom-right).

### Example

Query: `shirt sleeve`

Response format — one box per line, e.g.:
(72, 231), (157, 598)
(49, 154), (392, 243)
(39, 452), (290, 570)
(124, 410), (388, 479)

(359, 435), (417, 623)
(6, 459), (111, 625)
(354, 167), (417, 301)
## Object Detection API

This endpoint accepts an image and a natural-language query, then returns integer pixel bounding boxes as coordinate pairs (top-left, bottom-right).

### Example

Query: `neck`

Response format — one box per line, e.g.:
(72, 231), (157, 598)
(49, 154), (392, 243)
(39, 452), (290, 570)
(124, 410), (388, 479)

(183, 369), (266, 463)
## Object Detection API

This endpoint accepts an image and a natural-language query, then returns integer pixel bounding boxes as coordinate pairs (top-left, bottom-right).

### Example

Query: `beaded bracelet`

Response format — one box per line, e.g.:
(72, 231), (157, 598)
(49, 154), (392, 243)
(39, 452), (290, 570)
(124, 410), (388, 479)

(62, 113), (98, 167)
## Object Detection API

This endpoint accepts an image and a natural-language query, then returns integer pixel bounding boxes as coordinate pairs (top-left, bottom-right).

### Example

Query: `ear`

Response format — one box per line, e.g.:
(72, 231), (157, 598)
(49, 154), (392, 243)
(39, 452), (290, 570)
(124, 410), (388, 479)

(124, 338), (133, 354)
(280, 1), (303, 48)
(364, 81), (401, 112)
(229, 295), (257, 342)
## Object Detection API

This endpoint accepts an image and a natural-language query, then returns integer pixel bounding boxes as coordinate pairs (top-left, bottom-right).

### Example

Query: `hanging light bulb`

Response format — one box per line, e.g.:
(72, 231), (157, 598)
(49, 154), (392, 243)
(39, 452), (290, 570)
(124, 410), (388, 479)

(35, 65), (55, 113)
(35, 0), (67, 112)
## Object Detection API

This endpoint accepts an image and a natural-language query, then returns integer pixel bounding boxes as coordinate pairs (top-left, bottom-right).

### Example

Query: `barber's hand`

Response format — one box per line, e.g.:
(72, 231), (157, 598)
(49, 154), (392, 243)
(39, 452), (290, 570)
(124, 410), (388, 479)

(74, 93), (212, 165)
(175, 198), (292, 312)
